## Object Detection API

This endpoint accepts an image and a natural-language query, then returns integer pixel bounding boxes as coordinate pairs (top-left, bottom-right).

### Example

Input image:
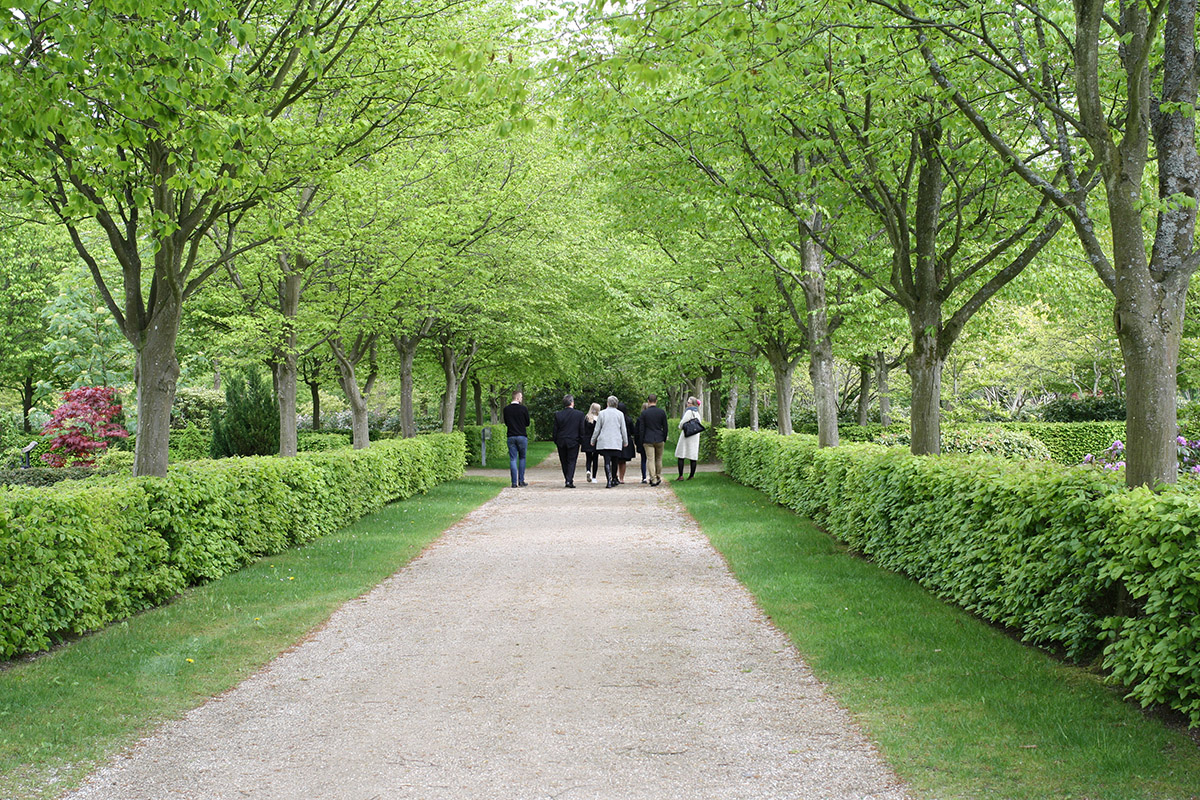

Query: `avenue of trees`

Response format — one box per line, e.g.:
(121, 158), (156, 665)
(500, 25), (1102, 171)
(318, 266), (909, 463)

(1, 0), (1198, 488)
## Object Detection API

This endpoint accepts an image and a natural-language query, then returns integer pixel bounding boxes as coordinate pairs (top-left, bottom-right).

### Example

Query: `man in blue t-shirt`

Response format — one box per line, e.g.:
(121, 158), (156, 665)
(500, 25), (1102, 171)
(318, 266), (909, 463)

(502, 391), (531, 488)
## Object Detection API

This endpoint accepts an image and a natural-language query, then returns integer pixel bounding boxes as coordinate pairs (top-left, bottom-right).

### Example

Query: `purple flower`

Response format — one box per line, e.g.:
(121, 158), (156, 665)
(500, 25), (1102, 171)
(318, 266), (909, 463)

(1178, 436), (1187, 446)
(1083, 454), (1094, 463)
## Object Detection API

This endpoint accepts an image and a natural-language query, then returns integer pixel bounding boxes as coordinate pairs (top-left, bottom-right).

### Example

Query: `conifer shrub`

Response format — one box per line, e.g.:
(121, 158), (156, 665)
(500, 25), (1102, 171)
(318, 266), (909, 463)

(210, 372), (279, 458)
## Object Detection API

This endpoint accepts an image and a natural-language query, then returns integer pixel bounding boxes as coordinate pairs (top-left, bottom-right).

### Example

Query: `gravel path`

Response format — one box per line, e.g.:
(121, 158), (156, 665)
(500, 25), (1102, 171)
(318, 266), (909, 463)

(66, 456), (909, 800)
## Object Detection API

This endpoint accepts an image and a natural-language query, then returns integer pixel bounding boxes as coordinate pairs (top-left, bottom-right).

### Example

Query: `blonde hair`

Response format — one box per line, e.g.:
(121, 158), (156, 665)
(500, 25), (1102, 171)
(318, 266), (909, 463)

(687, 396), (701, 407)
(586, 402), (601, 422)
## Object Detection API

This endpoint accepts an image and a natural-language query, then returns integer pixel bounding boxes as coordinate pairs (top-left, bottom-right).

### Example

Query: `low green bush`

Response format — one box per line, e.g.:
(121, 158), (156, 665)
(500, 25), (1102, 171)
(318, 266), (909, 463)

(1041, 395), (1126, 422)
(0, 467), (94, 487)
(0, 432), (466, 659)
(297, 431), (352, 452)
(718, 429), (1200, 728)
(878, 425), (1052, 461)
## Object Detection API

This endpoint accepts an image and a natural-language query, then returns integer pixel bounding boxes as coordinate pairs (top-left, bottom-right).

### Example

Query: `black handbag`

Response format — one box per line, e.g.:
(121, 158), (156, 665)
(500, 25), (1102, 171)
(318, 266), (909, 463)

(681, 415), (705, 437)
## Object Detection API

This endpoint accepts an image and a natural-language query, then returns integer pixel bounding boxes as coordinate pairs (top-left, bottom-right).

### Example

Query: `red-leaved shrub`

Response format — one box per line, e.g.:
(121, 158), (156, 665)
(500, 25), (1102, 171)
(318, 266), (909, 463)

(40, 386), (129, 467)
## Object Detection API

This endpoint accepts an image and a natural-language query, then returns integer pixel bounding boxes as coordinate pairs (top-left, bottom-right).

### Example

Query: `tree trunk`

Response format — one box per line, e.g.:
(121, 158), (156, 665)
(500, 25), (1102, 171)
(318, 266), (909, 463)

(857, 362), (871, 426)
(473, 378), (483, 425)
(307, 379), (321, 431)
(907, 331), (943, 456)
(798, 224), (839, 447)
(690, 376), (708, 423)
(21, 373), (34, 434)
(132, 292), (183, 477)
(274, 257), (303, 458)
(392, 335), (420, 438)
(440, 345), (459, 434)
(668, 384), (684, 417)
(876, 351), (892, 427)
(748, 366), (760, 431)
(1118, 297), (1185, 487)
(488, 384), (501, 425)
(766, 357), (797, 436)
(213, 358), (221, 392)
(457, 370), (469, 431)
(330, 336), (376, 450)
(273, 356), (298, 457)
(704, 365), (722, 427)
(725, 382), (738, 428)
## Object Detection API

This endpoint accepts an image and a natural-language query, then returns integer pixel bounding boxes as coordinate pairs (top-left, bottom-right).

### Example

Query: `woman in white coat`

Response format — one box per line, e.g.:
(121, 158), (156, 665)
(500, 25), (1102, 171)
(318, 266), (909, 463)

(674, 396), (702, 481)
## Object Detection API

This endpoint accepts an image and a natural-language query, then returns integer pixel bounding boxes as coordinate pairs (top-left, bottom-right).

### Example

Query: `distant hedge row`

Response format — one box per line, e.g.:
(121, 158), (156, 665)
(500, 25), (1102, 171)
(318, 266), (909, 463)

(0, 433), (465, 659)
(718, 429), (1200, 728)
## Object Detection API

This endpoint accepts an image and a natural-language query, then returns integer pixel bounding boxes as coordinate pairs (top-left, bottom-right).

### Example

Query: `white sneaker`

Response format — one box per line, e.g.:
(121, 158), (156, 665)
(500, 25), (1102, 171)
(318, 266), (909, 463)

(586, 470), (593, 483)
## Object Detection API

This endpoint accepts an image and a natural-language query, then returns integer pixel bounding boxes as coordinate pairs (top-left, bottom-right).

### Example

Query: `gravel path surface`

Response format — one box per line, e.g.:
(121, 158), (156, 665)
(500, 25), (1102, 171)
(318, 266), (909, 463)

(66, 456), (908, 800)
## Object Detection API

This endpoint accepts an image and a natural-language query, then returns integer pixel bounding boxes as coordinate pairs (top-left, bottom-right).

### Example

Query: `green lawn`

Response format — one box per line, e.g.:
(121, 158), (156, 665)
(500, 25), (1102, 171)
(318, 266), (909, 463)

(0, 477), (505, 800)
(670, 472), (1200, 800)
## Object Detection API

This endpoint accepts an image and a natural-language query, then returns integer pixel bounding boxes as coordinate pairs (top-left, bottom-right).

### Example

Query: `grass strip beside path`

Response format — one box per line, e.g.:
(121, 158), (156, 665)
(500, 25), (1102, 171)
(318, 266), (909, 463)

(670, 473), (1200, 800)
(0, 476), (505, 800)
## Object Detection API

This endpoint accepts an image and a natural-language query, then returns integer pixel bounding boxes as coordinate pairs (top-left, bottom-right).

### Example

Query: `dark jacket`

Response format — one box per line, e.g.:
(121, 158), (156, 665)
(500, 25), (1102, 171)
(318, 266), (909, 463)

(502, 402), (530, 438)
(636, 405), (669, 445)
(617, 403), (637, 460)
(552, 407), (587, 446)
(581, 417), (598, 452)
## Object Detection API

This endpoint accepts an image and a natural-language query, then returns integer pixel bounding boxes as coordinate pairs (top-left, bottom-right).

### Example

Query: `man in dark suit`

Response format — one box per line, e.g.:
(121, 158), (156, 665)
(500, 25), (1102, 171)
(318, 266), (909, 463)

(552, 394), (588, 488)
(635, 393), (669, 486)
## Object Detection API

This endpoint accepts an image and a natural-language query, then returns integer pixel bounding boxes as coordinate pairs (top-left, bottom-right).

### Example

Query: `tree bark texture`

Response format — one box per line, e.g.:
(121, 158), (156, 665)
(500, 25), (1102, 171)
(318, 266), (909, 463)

(392, 335), (420, 438)
(857, 362), (871, 426)
(273, 253), (304, 458)
(747, 366), (760, 431)
(875, 351), (892, 427)
(330, 335), (377, 450)
(132, 291), (183, 477)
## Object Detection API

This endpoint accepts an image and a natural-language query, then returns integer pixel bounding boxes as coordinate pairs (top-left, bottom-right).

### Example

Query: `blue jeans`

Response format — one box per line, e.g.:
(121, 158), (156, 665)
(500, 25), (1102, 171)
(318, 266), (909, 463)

(507, 435), (528, 485)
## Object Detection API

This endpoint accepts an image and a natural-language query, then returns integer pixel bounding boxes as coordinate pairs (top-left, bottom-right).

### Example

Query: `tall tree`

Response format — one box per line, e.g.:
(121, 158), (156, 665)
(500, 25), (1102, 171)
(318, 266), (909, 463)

(874, 0), (1200, 484)
(0, 0), (472, 475)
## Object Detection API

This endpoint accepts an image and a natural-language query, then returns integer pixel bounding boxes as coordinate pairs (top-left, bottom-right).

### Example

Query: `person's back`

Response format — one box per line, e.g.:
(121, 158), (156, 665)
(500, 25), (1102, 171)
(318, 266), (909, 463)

(503, 392), (531, 488)
(638, 405), (669, 444)
(503, 399), (530, 438)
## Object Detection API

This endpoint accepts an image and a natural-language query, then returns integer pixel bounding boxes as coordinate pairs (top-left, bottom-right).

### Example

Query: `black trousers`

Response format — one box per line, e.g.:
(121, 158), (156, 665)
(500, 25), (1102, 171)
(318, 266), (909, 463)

(584, 450), (599, 479)
(557, 443), (581, 485)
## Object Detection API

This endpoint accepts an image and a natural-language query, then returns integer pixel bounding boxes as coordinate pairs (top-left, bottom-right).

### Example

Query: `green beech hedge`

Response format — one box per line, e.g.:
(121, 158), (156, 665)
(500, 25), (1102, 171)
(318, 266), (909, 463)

(995, 421), (1126, 465)
(0, 432), (465, 659)
(463, 424), (509, 468)
(719, 429), (1200, 727)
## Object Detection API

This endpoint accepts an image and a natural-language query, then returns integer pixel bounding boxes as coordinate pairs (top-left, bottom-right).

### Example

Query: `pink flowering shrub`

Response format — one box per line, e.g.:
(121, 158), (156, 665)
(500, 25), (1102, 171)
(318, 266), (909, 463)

(40, 387), (129, 467)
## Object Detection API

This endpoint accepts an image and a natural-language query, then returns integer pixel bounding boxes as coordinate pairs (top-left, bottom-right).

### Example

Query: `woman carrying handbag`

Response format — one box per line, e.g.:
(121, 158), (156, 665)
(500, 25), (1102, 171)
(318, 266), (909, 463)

(675, 396), (704, 481)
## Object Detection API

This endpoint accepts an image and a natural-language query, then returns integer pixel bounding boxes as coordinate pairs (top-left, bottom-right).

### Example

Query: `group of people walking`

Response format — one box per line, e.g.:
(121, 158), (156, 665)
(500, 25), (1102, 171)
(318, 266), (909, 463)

(501, 391), (704, 489)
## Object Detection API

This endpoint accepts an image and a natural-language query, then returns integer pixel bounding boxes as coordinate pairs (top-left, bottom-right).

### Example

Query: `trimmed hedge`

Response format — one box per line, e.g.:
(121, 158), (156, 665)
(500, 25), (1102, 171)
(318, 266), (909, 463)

(879, 425), (1052, 461)
(0, 432), (466, 659)
(719, 429), (1200, 728)
(996, 421), (1126, 465)
(297, 431), (352, 452)
(463, 424), (510, 468)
